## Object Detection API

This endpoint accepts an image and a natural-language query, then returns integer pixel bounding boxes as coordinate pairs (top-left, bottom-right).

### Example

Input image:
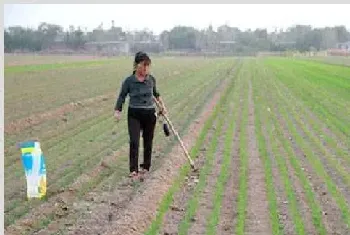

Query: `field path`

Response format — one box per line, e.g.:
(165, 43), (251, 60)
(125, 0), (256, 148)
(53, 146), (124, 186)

(245, 80), (272, 234)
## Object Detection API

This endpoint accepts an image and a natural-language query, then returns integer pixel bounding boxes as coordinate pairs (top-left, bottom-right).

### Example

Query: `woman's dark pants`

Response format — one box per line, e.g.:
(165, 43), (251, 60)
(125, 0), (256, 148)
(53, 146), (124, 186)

(127, 107), (156, 173)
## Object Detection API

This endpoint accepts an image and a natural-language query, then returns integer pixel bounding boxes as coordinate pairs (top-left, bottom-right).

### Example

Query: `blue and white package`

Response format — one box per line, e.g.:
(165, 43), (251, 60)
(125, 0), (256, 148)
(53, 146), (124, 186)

(19, 140), (47, 199)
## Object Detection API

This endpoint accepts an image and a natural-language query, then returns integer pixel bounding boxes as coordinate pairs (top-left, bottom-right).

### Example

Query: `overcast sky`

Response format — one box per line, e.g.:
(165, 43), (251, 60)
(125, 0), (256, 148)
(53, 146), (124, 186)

(4, 4), (350, 34)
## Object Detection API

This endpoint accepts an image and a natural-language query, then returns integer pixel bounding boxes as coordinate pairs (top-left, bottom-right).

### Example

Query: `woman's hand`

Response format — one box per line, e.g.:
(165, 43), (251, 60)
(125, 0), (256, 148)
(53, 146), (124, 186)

(155, 97), (167, 115)
(114, 110), (121, 121)
(160, 106), (167, 115)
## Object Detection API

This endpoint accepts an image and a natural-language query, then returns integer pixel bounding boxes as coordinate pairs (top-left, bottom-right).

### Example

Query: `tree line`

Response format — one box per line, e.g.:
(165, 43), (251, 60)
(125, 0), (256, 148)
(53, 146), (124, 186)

(4, 21), (350, 53)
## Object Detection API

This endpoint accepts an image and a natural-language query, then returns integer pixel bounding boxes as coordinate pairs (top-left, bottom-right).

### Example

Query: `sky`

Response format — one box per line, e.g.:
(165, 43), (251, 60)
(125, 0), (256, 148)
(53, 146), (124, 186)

(4, 4), (350, 34)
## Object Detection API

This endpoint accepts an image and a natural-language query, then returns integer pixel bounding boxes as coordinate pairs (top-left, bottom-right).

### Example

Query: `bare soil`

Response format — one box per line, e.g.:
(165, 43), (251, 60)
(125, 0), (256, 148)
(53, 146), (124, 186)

(261, 124), (296, 235)
(5, 92), (115, 134)
(159, 118), (219, 235)
(245, 80), (272, 235)
(277, 138), (318, 234)
(216, 102), (243, 234)
(186, 117), (228, 235)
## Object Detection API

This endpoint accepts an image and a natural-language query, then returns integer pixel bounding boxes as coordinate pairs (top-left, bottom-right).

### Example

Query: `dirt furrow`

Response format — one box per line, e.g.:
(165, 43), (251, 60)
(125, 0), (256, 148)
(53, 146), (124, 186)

(185, 116), (229, 235)
(289, 116), (350, 205)
(261, 124), (295, 235)
(157, 65), (241, 235)
(261, 81), (315, 234)
(294, 114), (350, 171)
(276, 112), (349, 235)
(216, 103), (242, 234)
(277, 136), (318, 234)
(5, 92), (115, 134)
(158, 118), (219, 235)
(245, 80), (272, 235)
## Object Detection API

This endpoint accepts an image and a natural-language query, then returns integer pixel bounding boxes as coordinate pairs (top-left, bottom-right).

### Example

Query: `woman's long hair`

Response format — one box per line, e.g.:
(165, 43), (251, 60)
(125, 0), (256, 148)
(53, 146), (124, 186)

(132, 51), (151, 75)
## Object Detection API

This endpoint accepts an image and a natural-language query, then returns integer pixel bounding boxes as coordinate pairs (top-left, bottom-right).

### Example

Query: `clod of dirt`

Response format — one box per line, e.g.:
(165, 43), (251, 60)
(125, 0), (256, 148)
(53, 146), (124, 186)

(223, 224), (231, 231)
(21, 219), (34, 227)
(170, 205), (184, 211)
(108, 213), (113, 222)
(100, 161), (110, 168)
(62, 117), (68, 122)
(279, 214), (288, 220)
(86, 196), (94, 202)
(25, 117), (33, 123)
(110, 202), (117, 207)
(66, 186), (73, 191)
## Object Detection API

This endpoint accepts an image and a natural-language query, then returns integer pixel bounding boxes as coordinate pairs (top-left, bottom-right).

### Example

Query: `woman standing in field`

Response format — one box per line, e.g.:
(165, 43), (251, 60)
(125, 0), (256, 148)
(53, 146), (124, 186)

(114, 51), (166, 180)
